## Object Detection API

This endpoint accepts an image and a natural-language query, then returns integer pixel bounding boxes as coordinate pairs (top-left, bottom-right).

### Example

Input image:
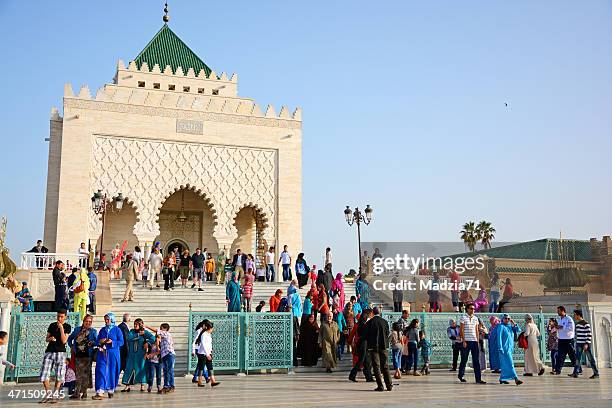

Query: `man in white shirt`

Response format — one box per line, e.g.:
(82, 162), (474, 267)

(148, 248), (163, 289)
(458, 303), (485, 384)
(279, 245), (292, 282)
(553, 305), (576, 375)
(325, 247), (332, 269)
(265, 246), (276, 282)
(78, 242), (89, 268)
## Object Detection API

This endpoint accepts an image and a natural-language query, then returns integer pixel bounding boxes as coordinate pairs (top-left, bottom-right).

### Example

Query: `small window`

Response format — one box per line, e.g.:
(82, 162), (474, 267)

(138, 81), (145, 87)
(197, 88), (205, 94)
(168, 84), (175, 91)
(183, 86), (190, 92)
(153, 82), (160, 89)
(212, 89), (219, 95)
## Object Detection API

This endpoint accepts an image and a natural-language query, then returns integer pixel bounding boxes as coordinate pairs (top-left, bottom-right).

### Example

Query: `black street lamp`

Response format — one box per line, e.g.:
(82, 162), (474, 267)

(91, 190), (124, 263)
(344, 205), (373, 274)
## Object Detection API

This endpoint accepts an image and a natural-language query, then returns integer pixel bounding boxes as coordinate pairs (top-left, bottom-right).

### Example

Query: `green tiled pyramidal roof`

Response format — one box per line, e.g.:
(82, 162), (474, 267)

(134, 24), (212, 77)
(447, 239), (594, 262)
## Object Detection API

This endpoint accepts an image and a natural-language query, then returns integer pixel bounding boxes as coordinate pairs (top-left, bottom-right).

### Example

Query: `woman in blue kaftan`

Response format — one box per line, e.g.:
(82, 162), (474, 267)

(495, 314), (522, 385)
(226, 272), (242, 312)
(93, 313), (124, 399)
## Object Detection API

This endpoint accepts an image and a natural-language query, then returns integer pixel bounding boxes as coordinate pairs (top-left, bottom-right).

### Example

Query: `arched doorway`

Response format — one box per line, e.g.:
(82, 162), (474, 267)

(156, 187), (218, 256)
(231, 206), (268, 264)
(96, 200), (139, 258)
(166, 239), (189, 256)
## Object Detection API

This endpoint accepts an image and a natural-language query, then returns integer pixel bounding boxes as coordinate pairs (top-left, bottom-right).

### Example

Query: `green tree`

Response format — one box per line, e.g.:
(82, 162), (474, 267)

(476, 221), (496, 249)
(460, 222), (477, 252)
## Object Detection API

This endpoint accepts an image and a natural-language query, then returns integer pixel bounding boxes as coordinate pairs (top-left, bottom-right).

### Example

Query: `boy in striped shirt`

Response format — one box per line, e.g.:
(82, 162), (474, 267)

(570, 310), (599, 379)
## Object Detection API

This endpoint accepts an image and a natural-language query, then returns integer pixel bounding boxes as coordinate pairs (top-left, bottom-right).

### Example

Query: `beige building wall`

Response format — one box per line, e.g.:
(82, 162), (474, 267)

(44, 61), (302, 279)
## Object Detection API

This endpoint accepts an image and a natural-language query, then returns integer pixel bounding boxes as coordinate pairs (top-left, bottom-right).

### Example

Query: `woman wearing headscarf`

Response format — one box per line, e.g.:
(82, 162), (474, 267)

(495, 314), (523, 385)
(319, 312), (340, 373)
(295, 253), (310, 289)
(226, 272), (241, 312)
(523, 314), (545, 376)
(121, 318), (156, 392)
(355, 275), (370, 310)
(93, 313), (125, 400)
(297, 314), (320, 366)
(71, 269), (90, 322)
(269, 289), (283, 312)
(317, 283), (330, 324)
(488, 316), (501, 373)
(307, 284), (319, 319)
(473, 288), (488, 313)
(67, 314), (97, 399)
(331, 273), (345, 311)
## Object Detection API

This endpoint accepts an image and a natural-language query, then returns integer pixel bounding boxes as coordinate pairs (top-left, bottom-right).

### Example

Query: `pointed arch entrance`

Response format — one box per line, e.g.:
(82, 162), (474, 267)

(155, 187), (218, 255)
(231, 205), (269, 264)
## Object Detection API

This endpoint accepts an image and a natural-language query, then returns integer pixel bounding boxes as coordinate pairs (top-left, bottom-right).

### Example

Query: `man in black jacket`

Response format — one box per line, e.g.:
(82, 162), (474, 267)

(118, 313), (131, 373)
(52, 261), (67, 311)
(348, 309), (374, 383)
(365, 307), (392, 391)
(28, 240), (49, 269)
(231, 249), (247, 283)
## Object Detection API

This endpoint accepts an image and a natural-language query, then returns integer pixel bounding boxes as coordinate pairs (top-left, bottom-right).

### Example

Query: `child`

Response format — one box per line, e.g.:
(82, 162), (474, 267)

(0, 331), (16, 371)
(146, 323), (175, 393)
(255, 301), (266, 312)
(16, 281), (34, 312)
(63, 358), (76, 395)
(418, 331), (433, 375)
(255, 265), (266, 282)
(205, 254), (215, 282)
(390, 322), (403, 379)
(199, 321), (220, 387)
(141, 265), (149, 288)
(145, 335), (162, 393)
(309, 265), (317, 286)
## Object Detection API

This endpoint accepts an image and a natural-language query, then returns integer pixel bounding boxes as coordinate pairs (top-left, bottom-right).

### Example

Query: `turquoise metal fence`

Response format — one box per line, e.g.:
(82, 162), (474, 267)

(4, 310), (80, 382)
(187, 312), (293, 373)
(382, 311), (557, 366)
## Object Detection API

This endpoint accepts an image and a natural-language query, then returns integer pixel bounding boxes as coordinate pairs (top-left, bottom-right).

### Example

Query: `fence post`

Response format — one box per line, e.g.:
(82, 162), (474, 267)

(537, 305), (546, 363)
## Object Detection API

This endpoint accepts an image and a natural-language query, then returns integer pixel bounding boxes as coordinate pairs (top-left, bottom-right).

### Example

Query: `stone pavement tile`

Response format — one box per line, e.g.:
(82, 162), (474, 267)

(0, 369), (610, 407)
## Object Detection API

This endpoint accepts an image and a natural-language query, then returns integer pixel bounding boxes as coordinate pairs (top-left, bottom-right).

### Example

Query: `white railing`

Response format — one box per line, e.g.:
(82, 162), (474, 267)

(20, 252), (86, 270)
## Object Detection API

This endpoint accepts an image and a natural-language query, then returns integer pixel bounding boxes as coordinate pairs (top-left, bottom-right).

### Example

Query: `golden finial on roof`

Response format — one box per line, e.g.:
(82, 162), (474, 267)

(163, 2), (170, 23)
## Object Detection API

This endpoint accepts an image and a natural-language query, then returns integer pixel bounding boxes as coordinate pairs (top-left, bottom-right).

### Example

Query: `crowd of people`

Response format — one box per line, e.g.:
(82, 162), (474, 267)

(7, 242), (600, 400)
(8, 309), (220, 403)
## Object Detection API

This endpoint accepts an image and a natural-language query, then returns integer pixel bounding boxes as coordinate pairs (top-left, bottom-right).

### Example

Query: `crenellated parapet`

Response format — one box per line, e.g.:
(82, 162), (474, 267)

(61, 59), (301, 128)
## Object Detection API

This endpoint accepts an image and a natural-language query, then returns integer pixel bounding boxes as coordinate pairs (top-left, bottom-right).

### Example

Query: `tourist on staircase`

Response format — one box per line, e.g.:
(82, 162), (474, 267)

(226, 272), (241, 312)
(148, 248), (163, 290)
(232, 249), (247, 284)
(121, 254), (138, 302)
(269, 289), (283, 312)
(178, 249), (192, 288)
(279, 245), (292, 282)
(205, 253), (215, 283)
(295, 252), (310, 288)
(191, 248), (205, 291)
(265, 246), (276, 282)
(242, 268), (255, 312)
(162, 253), (175, 291)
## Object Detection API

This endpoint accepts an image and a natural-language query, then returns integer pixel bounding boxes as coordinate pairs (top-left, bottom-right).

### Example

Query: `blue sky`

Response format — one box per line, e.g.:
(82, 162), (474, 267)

(0, 1), (611, 272)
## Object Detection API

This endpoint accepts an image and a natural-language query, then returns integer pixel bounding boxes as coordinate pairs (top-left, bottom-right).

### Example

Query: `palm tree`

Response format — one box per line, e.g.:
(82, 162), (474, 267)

(460, 222), (477, 252)
(476, 221), (496, 249)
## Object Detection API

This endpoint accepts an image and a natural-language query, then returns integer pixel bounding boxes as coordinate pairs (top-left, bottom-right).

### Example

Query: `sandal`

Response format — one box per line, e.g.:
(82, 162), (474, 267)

(91, 395), (103, 400)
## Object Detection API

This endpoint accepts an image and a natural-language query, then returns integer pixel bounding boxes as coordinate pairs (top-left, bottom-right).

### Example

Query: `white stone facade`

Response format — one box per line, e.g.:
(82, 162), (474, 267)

(43, 56), (302, 264)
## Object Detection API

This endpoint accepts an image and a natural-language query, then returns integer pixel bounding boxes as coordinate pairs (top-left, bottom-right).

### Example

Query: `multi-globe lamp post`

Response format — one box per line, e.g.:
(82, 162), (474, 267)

(344, 205), (373, 275)
(91, 190), (125, 264)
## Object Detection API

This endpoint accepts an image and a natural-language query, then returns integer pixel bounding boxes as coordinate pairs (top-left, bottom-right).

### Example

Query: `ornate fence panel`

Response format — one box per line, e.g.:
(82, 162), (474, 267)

(244, 313), (293, 371)
(188, 312), (241, 372)
(5, 310), (80, 382)
(187, 312), (293, 373)
(382, 311), (553, 367)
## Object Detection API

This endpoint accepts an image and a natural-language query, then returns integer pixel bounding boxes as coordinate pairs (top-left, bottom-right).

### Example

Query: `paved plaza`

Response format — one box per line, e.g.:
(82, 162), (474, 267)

(1, 369), (611, 408)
